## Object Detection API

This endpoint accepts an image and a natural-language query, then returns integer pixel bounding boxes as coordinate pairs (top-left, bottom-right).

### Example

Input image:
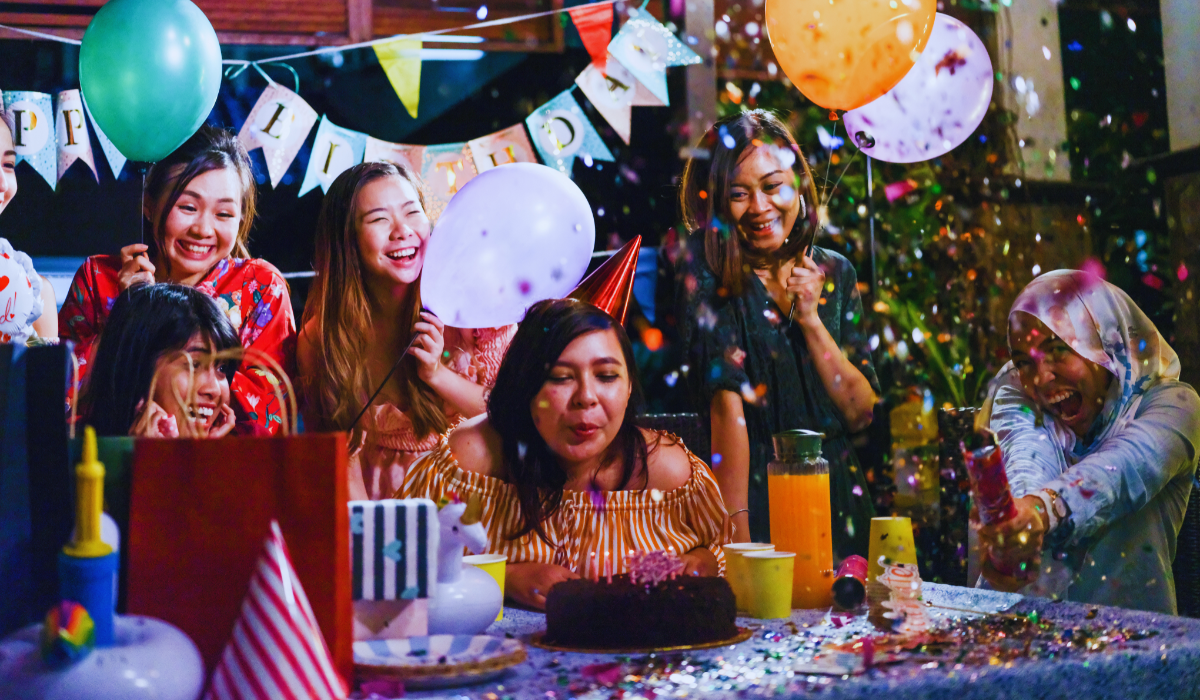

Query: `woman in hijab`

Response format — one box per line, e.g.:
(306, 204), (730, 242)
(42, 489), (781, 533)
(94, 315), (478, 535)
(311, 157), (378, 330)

(979, 270), (1200, 614)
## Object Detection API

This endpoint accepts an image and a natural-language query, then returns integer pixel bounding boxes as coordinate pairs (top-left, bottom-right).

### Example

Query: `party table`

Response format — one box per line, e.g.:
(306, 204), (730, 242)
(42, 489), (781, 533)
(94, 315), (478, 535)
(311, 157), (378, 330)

(394, 584), (1200, 700)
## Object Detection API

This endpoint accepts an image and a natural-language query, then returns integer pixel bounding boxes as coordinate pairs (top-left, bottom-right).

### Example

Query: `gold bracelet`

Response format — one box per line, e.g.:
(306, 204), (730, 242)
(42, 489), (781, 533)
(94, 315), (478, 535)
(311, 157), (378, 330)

(729, 508), (750, 518)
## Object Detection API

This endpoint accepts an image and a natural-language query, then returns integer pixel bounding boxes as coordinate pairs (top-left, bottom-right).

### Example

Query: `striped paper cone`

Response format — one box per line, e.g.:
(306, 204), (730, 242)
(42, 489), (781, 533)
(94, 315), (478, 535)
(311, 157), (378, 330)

(205, 520), (348, 700)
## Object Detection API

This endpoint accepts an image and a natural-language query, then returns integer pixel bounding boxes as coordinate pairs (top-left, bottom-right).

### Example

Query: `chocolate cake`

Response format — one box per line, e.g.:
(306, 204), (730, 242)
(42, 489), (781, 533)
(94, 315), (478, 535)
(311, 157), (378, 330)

(544, 574), (738, 649)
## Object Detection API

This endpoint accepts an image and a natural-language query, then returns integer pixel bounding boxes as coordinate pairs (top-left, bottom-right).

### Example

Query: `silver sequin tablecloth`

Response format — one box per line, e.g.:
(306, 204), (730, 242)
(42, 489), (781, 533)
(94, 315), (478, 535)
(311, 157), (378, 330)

(395, 584), (1200, 700)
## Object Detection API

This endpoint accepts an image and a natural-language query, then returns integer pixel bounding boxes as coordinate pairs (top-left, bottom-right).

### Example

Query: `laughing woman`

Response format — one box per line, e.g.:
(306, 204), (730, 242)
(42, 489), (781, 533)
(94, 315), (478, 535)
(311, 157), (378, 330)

(297, 162), (515, 500)
(675, 110), (879, 555)
(59, 126), (296, 432)
(979, 270), (1200, 614)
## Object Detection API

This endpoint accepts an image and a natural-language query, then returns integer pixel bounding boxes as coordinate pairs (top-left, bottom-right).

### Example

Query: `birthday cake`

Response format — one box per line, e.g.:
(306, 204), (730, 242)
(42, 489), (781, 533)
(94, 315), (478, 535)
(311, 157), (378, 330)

(544, 570), (737, 649)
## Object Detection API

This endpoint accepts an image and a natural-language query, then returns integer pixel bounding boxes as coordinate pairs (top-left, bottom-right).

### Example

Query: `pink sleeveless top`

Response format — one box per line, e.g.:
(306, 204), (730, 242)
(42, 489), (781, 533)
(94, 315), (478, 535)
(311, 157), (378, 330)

(352, 324), (516, 499)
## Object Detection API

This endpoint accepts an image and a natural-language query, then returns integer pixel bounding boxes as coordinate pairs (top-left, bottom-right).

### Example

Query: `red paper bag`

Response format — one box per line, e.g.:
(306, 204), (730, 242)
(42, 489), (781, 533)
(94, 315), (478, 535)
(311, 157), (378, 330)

(125, 434), (352, 683)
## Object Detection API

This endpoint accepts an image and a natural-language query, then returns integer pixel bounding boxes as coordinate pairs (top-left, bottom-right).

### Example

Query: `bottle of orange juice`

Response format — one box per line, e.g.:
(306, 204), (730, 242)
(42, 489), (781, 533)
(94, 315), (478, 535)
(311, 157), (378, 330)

(767, 429), (833, 609)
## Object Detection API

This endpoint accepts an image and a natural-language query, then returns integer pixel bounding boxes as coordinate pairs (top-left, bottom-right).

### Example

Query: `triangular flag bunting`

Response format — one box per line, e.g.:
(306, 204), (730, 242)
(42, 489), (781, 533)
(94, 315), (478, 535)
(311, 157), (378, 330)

(364, 137), (425, 175)
(82, 95), (127, 178)
(525, 89), (614, 177)
(239, 83), (319, 189)
(55, 90), (98, 182)
(418, 142), (476, 220)
(610, 16), (702, 68)
(467, 123), (538, 173)
(299, 115), (367, 196)
(568, 3), (614, 68)
(607, 22), (672, 107)
(2, 91), (57, 190)
(374, 39), (422, 119)
(575, 60), (637, 144)
(205, 521), (348, 700)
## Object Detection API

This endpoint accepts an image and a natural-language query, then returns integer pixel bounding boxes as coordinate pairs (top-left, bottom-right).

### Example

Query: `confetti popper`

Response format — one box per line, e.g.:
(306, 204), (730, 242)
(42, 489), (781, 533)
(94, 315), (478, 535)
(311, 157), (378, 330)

(58, 426), (118, 646)
(831, 555), (868, 610)
(962, 430), (1021, 576)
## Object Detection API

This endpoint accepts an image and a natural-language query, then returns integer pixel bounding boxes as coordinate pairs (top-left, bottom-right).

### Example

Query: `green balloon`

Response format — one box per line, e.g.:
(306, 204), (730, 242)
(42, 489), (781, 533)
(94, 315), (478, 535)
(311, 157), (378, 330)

(80, 0), (222, 163)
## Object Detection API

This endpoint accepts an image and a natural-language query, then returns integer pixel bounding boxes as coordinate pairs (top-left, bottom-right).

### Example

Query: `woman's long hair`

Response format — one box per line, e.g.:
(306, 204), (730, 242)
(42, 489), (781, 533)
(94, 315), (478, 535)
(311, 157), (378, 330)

(301, 161), (447, 439)
(144, 125), (257, 270)
(78, 284), (240, 436)
(488, 299), (650, 543)
(678, 109), (821, 293)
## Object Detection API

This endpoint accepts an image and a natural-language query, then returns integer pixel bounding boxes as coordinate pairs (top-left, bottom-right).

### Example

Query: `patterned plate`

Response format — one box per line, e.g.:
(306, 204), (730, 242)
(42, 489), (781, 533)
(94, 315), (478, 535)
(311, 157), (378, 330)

(354, 635), (527, 689)
(529, 626), (754, 654)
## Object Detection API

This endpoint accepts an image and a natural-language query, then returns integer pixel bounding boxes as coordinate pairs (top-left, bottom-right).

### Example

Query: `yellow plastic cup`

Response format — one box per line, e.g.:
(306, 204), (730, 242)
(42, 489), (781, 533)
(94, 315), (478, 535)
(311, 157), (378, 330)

(867, 516), (919, 583)
(743, 551), (795, 620)
(464, 553), (507, 621)
(723, 543), (775, 614)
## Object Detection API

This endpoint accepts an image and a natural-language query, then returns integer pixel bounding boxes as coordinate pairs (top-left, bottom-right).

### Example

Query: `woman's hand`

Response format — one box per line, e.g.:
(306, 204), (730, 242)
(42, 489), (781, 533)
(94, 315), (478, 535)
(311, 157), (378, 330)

(506, 562), (580, 610)
(785, 250), (824, 327)
(680, 547), (719, 577)
(977, 495), (1047, 588)
(132, 401), (178, 438)
(410, 311), (446, 384)
(208, 403), (237, 438)
(118, 243), (156, 291)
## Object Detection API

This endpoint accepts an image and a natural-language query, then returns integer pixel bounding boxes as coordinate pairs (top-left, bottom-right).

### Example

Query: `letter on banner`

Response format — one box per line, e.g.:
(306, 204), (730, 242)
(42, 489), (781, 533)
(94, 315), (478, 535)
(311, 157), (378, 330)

(364, 137), (425, 175)
(467, 124), (537, 174)
(575, 60), (638, 144)
(82, 95), (126, 179)
(3, 91), (57, 189)
(299, 115), (367, 196)
(525, 89), (613, 176)
(419, 143), (476, 220)
(55, 90), (98, 182)
(238, 84), (319, 188)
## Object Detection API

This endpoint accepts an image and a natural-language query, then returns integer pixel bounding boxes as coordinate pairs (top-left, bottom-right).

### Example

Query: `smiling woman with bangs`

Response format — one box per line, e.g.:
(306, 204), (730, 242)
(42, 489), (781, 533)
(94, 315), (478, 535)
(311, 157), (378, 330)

(979, 270), (1200, 614)
(674, 110), (880, 557)
(59, 125), (296, 434)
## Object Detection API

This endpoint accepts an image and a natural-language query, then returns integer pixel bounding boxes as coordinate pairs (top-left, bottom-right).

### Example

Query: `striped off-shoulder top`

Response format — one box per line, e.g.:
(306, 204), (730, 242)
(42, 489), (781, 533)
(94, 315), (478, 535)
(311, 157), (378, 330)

(397, 429), (732, 577)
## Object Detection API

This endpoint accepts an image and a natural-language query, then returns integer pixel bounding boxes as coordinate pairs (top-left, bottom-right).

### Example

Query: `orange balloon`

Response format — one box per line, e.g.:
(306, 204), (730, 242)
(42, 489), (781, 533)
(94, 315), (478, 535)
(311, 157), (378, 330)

(766, 0), (936, 111)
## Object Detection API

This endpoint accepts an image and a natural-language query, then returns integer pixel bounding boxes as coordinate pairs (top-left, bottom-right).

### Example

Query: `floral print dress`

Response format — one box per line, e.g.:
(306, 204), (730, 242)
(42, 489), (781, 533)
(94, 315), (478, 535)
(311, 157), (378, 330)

(59, 255), (297, 434)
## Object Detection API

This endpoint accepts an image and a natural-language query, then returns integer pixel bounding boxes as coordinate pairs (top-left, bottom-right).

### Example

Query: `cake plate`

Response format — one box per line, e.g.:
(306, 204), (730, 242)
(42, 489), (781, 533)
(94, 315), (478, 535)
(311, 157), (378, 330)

(529, 626), (754, 654)
(354, 634), (527, 689)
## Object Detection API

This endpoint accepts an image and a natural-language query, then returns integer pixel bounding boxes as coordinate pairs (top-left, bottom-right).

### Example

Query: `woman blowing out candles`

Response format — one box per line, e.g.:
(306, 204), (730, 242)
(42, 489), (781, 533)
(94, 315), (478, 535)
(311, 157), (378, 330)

(298, 162), (515, 500)
(675, 110), (879, 555)
(59, 126), (295, 433)
(399, 299), (731, 610)
(980, 270), (1200, 614)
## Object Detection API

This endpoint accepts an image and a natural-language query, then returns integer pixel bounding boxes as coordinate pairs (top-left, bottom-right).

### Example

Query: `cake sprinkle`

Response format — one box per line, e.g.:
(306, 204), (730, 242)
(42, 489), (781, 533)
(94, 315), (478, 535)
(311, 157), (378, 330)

(626, 550), (685, 587)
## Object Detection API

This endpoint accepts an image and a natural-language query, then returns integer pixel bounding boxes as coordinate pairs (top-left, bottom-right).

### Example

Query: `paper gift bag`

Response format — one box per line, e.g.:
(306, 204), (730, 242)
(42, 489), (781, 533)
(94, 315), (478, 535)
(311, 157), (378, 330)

(125, 434), (352, 682)
(349, 499), (440, 640)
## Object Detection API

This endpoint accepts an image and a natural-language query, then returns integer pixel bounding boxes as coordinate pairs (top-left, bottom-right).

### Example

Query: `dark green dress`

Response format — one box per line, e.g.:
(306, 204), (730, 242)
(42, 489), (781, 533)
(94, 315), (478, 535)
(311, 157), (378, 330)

(675, 244), (878, 558)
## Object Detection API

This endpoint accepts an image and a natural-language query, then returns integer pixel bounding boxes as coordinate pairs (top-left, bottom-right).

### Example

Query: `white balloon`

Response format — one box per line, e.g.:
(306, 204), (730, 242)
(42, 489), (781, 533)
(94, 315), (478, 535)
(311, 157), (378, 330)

(420, 163), (596, 328)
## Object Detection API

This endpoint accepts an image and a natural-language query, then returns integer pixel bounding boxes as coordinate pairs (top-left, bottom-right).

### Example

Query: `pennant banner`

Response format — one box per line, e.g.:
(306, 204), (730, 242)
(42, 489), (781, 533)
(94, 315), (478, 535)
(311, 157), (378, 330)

(364, 137), (425, 175)
(3, 91), (56, 189)
(375, 39), (422, 119)
(607, 22), (673, 108)
(467, 123), (538, 174)
(575, 60), (636, 144)
(568, 3), (614, 68)
(54, 90), (97, 182)
(299, 115), (368, 196)
(239, 83), (319, 188)
(82, 95), (126, 179)
(525, 89), (614, 176)
(613, 17), (703, 68)
(419, 142), (476, 220)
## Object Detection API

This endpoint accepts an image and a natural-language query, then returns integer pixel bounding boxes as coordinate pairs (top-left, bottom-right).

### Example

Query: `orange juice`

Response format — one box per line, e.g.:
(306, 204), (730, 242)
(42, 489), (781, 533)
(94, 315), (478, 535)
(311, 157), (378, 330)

(768, 473), (833, 608)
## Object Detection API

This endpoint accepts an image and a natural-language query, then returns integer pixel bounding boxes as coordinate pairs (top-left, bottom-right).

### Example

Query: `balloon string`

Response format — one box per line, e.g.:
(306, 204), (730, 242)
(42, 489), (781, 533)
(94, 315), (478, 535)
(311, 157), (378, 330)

(867, 154), (877, 295)
(349, 332), (421, 430)
(823, 148), (859, 206)
(819, 119), (837, 206)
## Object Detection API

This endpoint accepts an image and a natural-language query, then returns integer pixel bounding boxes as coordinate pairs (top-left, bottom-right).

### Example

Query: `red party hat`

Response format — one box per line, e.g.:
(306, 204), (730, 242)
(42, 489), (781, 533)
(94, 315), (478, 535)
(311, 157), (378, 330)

(205, 521), (347, 700)
(569, 236), (641, 324)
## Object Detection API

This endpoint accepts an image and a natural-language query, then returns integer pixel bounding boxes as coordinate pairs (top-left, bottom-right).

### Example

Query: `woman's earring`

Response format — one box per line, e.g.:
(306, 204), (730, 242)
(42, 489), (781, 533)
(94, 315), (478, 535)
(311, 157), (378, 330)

(800, 195), (807, 219)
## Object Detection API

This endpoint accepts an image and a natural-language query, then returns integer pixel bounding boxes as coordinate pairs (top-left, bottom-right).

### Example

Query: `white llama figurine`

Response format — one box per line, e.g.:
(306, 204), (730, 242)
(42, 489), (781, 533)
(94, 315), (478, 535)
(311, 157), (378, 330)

(428, 494), (503, 635)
